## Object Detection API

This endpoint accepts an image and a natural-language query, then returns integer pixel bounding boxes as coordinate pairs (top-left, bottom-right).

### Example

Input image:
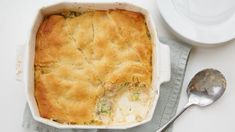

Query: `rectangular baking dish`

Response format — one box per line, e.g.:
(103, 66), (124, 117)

(17, 2), (171, 129)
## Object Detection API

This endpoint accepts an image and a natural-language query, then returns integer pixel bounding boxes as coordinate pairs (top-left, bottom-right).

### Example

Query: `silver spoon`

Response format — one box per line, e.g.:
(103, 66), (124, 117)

(156, 69), (226, 132)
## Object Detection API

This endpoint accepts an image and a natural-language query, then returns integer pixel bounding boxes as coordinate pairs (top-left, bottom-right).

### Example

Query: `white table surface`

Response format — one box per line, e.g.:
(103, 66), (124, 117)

(1, 0), (235, 131)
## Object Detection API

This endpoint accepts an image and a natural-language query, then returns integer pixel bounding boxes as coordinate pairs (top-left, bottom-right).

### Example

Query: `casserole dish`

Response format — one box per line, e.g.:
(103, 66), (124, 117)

(18, 2), (171, 129)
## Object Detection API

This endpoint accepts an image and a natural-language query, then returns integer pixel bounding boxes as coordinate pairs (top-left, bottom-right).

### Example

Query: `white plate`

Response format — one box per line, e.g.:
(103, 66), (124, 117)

(157, 0), (235, 46)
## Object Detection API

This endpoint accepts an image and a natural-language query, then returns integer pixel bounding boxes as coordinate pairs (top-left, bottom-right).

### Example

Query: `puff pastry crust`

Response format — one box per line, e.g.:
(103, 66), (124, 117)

(34, 10), (153, 125)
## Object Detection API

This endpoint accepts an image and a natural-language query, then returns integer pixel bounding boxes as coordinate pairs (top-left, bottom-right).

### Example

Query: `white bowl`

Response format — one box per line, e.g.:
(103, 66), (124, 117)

(19, 2), (171, 129)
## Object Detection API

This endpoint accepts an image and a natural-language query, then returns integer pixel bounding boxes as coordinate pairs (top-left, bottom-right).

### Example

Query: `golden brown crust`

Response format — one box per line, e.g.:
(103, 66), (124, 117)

(34, 10), (152, 125)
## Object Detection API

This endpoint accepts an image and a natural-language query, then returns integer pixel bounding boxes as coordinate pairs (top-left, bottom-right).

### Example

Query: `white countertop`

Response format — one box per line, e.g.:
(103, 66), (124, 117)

(0, 0), (235, 131)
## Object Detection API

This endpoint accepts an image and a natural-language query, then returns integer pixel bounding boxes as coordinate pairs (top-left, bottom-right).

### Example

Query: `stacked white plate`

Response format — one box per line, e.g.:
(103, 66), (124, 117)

(157, 0), (235, 46)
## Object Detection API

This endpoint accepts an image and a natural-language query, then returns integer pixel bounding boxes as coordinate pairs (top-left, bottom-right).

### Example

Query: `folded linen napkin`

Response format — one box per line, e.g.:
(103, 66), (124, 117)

(22, 38), (191, 132)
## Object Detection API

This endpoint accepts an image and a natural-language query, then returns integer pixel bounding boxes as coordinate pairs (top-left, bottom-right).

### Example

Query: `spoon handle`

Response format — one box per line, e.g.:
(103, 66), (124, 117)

(156, 102), (193, 132)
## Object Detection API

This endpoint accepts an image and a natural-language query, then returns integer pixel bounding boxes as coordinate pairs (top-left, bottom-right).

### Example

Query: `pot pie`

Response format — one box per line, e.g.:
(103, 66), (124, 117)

(34, 10), (153, 125)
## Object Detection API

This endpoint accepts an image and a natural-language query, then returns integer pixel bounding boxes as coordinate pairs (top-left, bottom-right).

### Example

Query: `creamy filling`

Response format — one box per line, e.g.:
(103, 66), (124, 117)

(95, 82), (153, 125)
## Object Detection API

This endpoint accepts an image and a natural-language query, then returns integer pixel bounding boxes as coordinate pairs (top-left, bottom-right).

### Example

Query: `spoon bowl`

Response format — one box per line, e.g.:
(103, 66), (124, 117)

(156, 69), (226, 132)
(187, 69), (226, 107)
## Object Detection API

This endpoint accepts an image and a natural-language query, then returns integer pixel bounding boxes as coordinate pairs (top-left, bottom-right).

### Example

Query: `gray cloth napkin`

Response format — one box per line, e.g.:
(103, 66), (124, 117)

(22, 38), (191, 132)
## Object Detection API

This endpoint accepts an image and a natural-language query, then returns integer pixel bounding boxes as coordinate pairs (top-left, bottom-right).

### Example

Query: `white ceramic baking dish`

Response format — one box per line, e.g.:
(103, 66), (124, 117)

(16, 2), (171, 129)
